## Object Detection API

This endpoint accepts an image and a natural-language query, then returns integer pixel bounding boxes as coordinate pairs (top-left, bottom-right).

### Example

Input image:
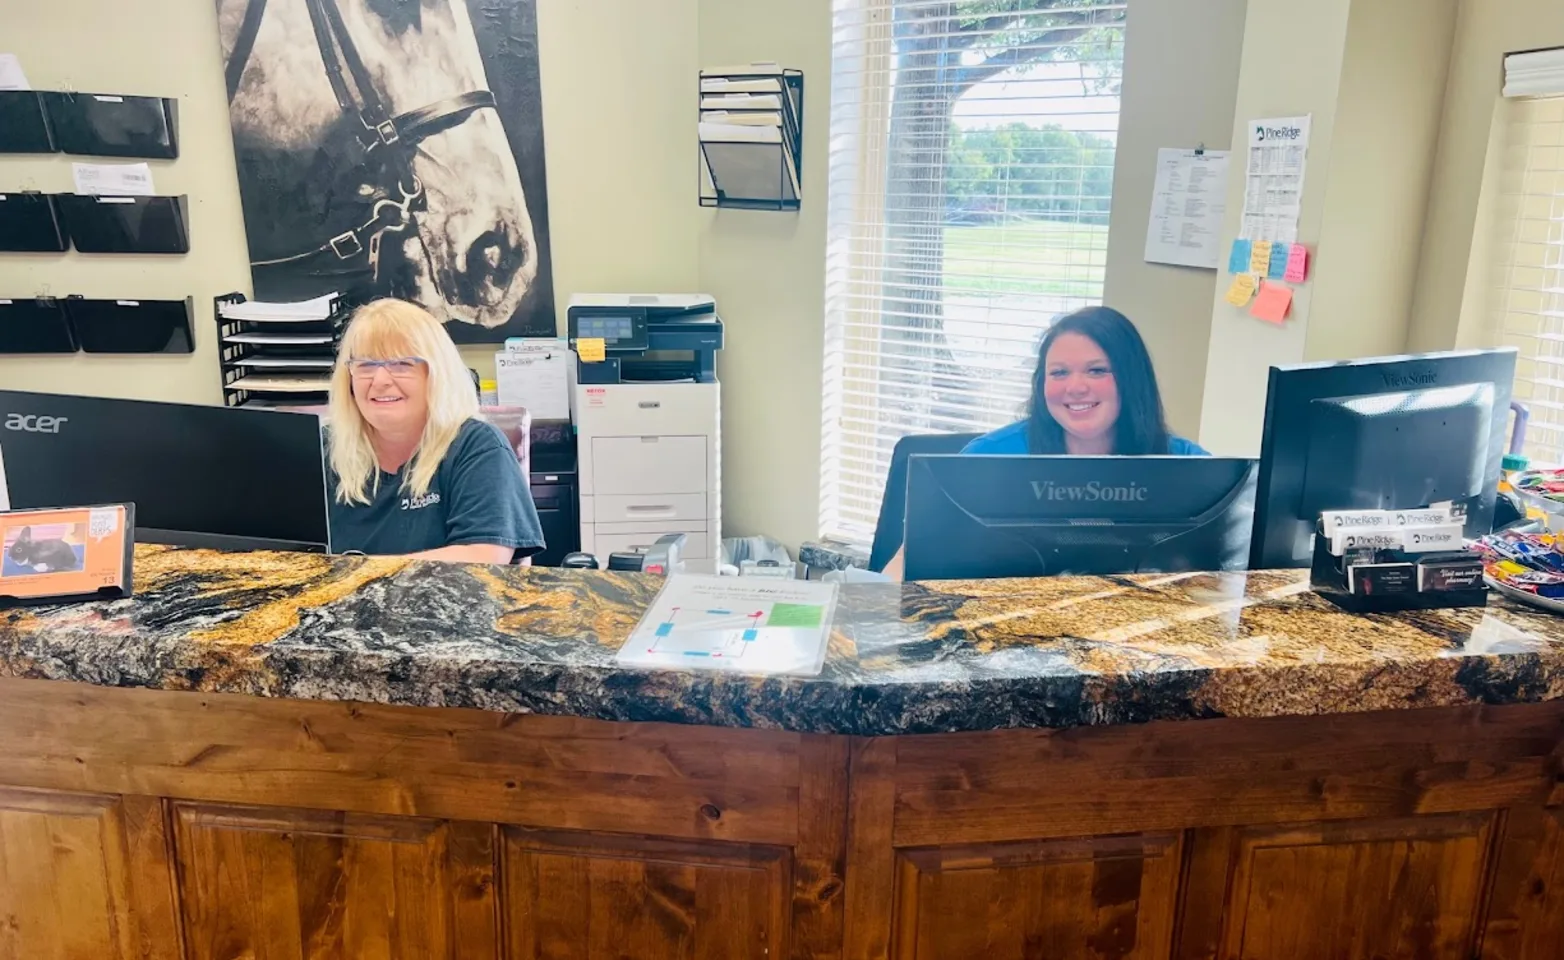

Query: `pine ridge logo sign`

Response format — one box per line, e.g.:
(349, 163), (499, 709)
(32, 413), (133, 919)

(1254, 123), (1305, 142)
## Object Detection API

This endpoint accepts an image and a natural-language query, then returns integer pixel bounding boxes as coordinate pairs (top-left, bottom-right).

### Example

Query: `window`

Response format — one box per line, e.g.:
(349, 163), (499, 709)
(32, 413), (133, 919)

(1492, 49), (1564, 464)
(819, 0), (1128, 545)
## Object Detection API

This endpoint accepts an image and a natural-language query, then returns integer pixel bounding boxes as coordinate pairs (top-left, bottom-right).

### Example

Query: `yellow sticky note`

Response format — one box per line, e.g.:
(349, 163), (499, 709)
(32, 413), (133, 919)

(1224, 273), (1258, 307)
(1249, 281), (1294, 324)
(577, 337), (606, 363)
(1249, 240), (1273, 275)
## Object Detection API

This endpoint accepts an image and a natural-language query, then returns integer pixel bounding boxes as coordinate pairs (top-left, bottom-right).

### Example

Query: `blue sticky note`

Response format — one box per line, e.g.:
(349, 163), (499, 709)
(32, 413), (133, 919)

(1268, 242), (1290, 280)
(1227, 238), (1252, 274)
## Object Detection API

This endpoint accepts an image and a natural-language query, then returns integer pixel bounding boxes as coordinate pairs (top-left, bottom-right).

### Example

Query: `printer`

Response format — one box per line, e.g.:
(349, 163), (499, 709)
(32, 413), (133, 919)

(568, 294), (723, 573)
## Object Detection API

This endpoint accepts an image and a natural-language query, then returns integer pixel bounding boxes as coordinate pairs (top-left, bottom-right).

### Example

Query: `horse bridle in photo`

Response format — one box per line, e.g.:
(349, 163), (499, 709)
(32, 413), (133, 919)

(225, 0), (499, 277)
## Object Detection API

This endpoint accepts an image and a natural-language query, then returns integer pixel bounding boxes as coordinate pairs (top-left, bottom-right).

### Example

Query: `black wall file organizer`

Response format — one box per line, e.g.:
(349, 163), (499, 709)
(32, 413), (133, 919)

(216, 292), (353, 408)
(698, 65), (804, 211)
(63, 296), (194, 354)
(0, 193), (68, 252)
(42, 92), (179, 160)
(56, 194), (189, 254)
(0, 298), (78, 354)
(0, 92), (55, 154)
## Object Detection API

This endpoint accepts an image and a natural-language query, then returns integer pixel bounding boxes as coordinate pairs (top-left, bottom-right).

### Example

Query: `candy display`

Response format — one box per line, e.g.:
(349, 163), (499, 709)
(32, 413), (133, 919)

(1511, 469), (1564, 524)
(1474, 530), (1564, 600)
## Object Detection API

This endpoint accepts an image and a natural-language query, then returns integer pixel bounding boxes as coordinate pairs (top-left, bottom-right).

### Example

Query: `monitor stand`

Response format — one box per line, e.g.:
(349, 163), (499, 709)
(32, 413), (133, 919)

(137, 528), (328, 554)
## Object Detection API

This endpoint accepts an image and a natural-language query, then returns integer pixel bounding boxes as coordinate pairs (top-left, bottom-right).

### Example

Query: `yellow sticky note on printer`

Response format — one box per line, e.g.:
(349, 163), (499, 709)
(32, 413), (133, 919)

(577, 337), (606, 363)
(1224, 273), (1258, 307)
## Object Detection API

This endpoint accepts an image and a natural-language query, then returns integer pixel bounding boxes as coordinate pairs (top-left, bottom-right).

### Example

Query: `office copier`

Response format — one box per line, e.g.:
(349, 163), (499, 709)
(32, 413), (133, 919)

(568, 294), (723, 573)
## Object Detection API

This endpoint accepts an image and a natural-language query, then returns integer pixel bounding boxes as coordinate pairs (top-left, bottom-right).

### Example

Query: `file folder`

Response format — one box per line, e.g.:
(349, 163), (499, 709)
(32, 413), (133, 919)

(56, 194), (190, 254)
(63, 297), (194, 353)
(0, 92), (55, 154)
(0, 193), (69, 252)
(42, 92), (179, 160)
(0, 298), (77, 354)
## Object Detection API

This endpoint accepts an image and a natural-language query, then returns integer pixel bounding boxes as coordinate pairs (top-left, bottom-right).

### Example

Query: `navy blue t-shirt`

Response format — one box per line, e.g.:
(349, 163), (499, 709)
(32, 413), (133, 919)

(328, 418), (545, 560)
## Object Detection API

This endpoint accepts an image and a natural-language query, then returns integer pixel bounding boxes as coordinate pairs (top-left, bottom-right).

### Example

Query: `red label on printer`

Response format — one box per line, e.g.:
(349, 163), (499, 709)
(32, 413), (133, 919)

(586, 388), (605, 407)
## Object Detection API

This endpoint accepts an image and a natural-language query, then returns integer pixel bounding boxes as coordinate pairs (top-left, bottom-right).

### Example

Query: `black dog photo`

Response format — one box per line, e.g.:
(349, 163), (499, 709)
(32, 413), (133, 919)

(215, 0), (555, 341)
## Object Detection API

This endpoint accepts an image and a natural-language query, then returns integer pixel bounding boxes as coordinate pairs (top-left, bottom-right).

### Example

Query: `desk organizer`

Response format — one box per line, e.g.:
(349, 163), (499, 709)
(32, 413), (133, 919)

(1309, 509), (1486, 613)
(0, 92), (55, 154)
(698, 64), (803, 211)
(56, 194), (189, 254)
(216, 292), (353, 408)
(41, 92), (179, 159)
(62, 297), (193, 354)
(0, 193), (68, 252)
(0, 298), (78, 354)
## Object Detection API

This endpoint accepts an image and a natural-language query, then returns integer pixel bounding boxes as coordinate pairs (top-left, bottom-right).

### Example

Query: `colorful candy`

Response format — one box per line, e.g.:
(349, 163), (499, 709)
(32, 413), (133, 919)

(1476, 530), (1564, 598)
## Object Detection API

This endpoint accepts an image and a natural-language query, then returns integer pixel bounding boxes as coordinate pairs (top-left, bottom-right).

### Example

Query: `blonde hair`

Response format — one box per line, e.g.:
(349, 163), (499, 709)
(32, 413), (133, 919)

(328, 298), (478, 505)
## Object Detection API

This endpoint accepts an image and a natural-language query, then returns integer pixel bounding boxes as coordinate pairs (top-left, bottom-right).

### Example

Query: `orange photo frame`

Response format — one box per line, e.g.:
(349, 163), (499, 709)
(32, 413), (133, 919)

(0, 504), (134, 606)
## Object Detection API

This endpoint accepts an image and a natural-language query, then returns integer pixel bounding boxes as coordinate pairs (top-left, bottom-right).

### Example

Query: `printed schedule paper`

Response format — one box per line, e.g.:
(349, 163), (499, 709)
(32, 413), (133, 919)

(1143, 148), (1231, 269)
(1240, 115), (1311, 243)
(616, 574), (838, 677)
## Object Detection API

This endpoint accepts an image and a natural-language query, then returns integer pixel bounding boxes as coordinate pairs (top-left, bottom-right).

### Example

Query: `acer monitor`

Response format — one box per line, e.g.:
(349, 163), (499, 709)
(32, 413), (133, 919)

(0, 390), (330, 552)
(1248, 348), (1517, 569)
(901, 455), (1257, 581)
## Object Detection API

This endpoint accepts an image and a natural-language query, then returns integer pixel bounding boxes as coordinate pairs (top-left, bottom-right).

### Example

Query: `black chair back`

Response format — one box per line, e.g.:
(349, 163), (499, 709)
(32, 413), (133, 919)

(868, 432), (981, 572)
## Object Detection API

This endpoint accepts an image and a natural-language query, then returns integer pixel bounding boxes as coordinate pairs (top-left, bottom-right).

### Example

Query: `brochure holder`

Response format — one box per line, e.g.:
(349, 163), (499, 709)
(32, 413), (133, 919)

(42, 92), (179, 159)
(63, 296), (194, 354)
(0, 298), (77, 354)
(0, 192), (68, 252)
(0, 92), (55, 154)
(698, 65), (803, 211)
(56, 194), (189, 254)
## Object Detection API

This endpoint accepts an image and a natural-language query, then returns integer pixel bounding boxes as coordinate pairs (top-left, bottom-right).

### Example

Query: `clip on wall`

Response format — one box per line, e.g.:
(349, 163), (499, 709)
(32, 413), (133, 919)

(0, 92), (55, 154)
(0, 193), (68, 252)
(698, 64), (803, 211)
(55, 194), (189, 254)
(41, 92), (179, 160)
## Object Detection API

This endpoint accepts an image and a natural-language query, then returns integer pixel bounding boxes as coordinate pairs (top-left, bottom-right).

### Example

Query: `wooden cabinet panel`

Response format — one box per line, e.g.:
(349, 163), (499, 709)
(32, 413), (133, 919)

(0, 787), (140, 960)
(501, 828), (789, 960)
(1482, 806), (1564, 960)
(171, 803), (497, 960)
(891, 833), (1183, 960)
(1216, 813), (1495, 960)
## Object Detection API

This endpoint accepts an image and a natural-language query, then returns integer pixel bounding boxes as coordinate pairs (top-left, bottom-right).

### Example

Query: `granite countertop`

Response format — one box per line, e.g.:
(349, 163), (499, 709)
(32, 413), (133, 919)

(2, 545), (1563, 735)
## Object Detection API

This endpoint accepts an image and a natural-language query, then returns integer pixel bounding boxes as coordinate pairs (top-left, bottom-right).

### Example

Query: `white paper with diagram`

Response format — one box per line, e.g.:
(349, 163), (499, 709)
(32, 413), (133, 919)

(615, 574), (838, 677)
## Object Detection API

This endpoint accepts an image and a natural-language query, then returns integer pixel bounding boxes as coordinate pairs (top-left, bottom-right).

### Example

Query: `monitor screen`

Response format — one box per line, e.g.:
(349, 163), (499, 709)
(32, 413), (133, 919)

(1249, 348), (1516, 569)
(0, 390), (330, 552)
(902, 455), (1257, 581)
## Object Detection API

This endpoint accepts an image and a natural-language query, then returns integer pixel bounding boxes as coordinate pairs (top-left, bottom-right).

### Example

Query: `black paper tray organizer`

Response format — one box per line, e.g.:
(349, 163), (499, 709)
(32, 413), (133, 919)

(62, 296), (194, 354)
(0, 193), (69, 252)
(0, 298), (78, 354)
(42, 92), (179, 160)
(216, 292), (355, 408)
(0, 92), (56, 154)
(56, 194), (189, 254)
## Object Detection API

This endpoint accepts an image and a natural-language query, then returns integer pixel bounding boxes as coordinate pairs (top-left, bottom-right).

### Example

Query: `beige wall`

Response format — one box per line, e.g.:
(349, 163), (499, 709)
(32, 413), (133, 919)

(1409, 0), (1564, 353)
(1102, 0), (1247, 437)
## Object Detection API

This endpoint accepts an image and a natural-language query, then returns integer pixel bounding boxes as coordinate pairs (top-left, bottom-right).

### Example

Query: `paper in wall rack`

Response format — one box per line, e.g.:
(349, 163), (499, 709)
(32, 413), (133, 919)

(216, 292), (354, 408)
(0, 92), (55, 154)
(0, 192), (68, 252)
(62, 296), (194, 354)
(0, 298), (78, 354)
(55, 194), (189, 254)
(698, 64), (803, 211)
(41, 92), (179, 160)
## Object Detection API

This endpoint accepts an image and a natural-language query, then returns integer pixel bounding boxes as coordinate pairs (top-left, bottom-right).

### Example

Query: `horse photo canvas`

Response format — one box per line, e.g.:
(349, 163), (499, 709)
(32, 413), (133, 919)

(215, 0), (555, 341)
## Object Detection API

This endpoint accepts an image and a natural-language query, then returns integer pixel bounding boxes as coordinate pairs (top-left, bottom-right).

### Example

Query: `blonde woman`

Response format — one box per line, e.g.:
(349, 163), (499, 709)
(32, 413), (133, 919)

(327, 299), (544, 563)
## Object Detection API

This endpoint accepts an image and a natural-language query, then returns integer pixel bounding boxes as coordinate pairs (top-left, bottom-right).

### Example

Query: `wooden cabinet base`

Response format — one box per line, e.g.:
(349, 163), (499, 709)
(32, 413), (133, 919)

(0, 677), (1559, 959)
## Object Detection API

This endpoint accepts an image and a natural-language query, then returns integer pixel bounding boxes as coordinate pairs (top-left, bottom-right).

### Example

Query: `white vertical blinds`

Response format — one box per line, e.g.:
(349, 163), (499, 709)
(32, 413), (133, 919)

(1495, 52), (1564, 464)
(819, 0), (1128, 545)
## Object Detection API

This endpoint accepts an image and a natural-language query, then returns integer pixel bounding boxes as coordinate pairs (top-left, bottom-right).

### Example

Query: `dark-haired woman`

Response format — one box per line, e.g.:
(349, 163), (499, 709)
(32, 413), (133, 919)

(885, 306), (1205, 579)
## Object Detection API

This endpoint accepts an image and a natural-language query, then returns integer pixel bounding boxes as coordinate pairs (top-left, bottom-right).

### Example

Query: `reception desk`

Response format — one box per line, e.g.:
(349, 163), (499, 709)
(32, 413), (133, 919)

(2, 546), (1563, 958)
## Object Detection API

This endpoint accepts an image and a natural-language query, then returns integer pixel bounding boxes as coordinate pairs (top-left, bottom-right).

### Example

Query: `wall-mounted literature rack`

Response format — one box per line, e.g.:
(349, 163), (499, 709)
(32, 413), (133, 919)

(0, 92), (55, 154)
(216, 292), (352, 408)
(55, 194), (189, 254)
(63, 296), (194, 353)
(0, 298), (77, 353)
(42, 92), (179, 159)
(0, 193), (68, 252)
(698, 64), (803, 211)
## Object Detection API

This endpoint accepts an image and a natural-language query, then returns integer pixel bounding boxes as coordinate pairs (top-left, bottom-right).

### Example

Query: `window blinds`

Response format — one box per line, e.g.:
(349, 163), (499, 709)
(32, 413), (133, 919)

(1495, 51), (1564, 464)
(819, 0), (1127, 545)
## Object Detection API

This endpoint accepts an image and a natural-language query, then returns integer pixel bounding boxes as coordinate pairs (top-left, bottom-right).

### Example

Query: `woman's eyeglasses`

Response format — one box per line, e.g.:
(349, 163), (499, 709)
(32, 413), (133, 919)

(347, 357), (427, 379)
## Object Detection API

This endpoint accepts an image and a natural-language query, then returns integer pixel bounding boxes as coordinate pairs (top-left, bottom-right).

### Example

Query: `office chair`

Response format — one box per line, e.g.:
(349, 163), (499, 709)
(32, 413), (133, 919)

(867, 432), (980, 572)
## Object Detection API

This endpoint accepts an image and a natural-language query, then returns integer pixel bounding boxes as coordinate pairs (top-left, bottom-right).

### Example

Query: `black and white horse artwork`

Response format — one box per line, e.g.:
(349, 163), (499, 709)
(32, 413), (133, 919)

(216, 0), (555, 340)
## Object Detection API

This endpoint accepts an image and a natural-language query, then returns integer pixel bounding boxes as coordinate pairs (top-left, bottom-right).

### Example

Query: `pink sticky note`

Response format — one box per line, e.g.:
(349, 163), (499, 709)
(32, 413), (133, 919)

(1249, 281), (1294, 325)
(1284, 244), (1309, 283)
